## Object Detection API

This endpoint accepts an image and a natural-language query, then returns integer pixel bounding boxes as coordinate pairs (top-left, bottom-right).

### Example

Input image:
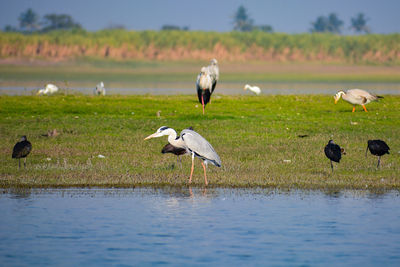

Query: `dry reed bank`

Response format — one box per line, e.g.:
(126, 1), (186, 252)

(1, 30), (399, 64)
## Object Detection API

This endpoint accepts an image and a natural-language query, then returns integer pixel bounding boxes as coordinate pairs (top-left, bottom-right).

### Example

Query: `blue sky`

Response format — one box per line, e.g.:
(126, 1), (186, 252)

(0, 0), (399, 33)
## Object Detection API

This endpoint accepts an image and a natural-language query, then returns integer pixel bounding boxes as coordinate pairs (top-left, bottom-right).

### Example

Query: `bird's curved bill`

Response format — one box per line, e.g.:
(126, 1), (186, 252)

(144, 132), (161, 140)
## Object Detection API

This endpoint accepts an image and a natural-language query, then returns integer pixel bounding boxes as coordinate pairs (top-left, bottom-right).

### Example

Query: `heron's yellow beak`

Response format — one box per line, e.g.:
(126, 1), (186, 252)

(144, 132), (161, 140)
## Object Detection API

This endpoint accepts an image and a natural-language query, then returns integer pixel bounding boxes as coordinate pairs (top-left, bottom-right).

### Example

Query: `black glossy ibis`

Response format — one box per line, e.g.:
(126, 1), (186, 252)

(324, 140), (345, 172)
(366, 140), (390, 168)
(12, 136), (32, 169)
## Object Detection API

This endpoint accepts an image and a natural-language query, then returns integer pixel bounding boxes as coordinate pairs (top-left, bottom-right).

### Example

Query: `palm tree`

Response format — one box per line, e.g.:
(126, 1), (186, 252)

(18, 8), (40, 32)
(233, 5), (254, 32)
(350, 13), (370, 34)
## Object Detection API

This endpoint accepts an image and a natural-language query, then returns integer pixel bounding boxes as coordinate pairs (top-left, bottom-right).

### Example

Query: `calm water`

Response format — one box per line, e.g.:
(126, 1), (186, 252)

(1, 82), (399, 95)
(1, 188), (400, 266)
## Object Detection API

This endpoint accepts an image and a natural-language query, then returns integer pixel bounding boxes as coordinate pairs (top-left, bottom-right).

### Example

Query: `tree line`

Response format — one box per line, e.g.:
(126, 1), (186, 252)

(3, 6), (371, 34)
(4, 8), (82, 33)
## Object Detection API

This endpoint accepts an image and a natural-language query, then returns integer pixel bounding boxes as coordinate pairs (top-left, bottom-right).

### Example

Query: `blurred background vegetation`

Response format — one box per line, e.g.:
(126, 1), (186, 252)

(0, 6), (398, 65)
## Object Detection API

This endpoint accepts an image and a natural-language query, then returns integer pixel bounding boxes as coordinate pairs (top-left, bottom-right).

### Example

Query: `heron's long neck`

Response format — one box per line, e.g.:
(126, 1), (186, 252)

(166, 129), (185, 148)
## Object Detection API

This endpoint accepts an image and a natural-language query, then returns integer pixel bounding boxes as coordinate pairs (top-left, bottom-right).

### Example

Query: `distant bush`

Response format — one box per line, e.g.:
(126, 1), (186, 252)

(0, 30), (399, 63)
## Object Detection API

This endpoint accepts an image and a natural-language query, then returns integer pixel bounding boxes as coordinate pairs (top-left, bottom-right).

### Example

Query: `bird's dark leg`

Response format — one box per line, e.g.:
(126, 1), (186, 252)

(201, 161), (208, 186)
(18, 158), (21, 169)
(365, 146), (369, 158)
(177, 156), (182, 168)
(377, 156), (381, 168)
(330, 160), (334, 172)
(201, 94), (205, 115)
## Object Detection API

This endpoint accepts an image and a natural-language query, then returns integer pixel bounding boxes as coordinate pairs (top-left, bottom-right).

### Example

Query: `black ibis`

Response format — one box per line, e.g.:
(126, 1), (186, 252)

(366, 140), (390, 168)
(324, 140), (345, 172)
(12, 136), (32, 169)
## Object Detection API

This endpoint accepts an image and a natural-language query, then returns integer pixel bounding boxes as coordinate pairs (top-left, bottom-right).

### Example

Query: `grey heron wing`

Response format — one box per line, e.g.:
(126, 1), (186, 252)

(180, 129), (221, 166)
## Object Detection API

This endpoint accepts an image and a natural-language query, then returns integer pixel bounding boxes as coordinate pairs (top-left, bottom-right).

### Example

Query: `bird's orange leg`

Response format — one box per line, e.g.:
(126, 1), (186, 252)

(189, 153), (195, 184)
(352, 106), (356, 112)
(362, 105), (368, 112)
(201, 162), (208, 186)
(201, 95), (205, 115)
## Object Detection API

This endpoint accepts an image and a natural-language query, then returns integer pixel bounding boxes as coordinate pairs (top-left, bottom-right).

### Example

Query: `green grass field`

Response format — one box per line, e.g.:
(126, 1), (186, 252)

(1, 94), (399, 190)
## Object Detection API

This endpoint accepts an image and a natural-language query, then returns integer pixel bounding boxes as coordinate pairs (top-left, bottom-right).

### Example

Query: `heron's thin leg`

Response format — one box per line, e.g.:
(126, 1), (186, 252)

(189, 153), (195, 184)
(330, 160), (333, 172)
(201, 161), (208, 186)
(189, 186), (193, 197)
(201, 95), (205, 115)
(24, 158), (26, 168)
(365, 146), (369, 158)
(352, 106), (356, 112)
(362, 105), (368, 112)
(377, 156), (381, 168)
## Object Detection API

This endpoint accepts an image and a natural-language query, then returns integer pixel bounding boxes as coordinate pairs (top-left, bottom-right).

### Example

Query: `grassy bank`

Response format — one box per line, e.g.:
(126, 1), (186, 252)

(1, 30), (399, 63)
(0, 95), (399, 190)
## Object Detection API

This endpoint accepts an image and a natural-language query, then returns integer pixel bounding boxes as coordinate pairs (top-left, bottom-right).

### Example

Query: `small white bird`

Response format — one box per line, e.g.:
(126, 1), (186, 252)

(37, 84), (59, 95)
(244, 84), (261, 95)
(94, 81), (106, 96)
(334, 89), (383, 112)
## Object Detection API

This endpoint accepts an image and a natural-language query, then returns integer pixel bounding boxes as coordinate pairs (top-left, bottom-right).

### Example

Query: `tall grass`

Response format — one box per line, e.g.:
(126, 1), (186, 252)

(0, 30), (399, 63)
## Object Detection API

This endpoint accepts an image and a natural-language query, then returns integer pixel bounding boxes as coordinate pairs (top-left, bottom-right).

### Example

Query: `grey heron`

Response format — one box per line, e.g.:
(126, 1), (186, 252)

(196, 67), (213, 114)
(144, 126), (221, 185)
(334, 89), (383, 112)
(94, 81), (106, 96)
(324, 140), (345, 172)
(12, 136), (32, 169)
(366, 140), (390, 168)
(37, 84), (58, 95)
(244, 84), (261, 95)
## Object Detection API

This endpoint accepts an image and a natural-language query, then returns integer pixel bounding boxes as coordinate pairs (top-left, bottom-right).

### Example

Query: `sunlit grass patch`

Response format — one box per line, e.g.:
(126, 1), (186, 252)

(0, 94), (399, 190)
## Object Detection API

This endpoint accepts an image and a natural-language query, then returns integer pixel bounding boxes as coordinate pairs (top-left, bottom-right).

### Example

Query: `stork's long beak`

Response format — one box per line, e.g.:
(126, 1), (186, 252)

(144, 132), (161, 140)
(334, 96), (338, 104)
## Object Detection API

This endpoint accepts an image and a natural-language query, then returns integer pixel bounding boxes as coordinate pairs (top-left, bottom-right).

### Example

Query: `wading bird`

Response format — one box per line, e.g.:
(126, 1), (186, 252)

(366, 140), (390, 168)
(244, 84), (261, 95)
(12, 136), (32, 169)
(196, 67), (213, 114)
(145, 126), (221, 186)
(94, 81), (106, 96)
(37, 83), (59, 95)
(161, 127), (194, 166)
(207, 58), (219, 95)
(334, 89), (383, 112)
(324, 140), (345, 172)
